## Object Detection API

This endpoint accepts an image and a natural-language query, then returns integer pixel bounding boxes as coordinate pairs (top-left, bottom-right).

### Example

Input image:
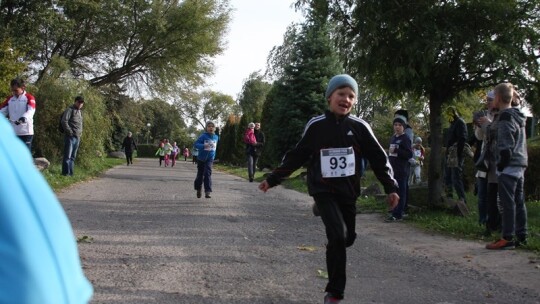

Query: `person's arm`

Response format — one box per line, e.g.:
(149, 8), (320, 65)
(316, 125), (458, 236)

(456, 119), (468, 160)
(263, 123), (317, 188)
(61, 108), (74, 136)
(497, 112), (517, 171)
(20, 93), (36, 123)
(0, 97), (9, 117)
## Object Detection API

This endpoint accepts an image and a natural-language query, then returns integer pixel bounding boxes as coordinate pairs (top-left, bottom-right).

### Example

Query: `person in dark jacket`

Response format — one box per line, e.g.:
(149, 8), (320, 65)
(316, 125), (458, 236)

(444, 106), (468, 203)
(259, 74), (399, 304)
(486, 82), (528, 250)
(386, 115), (413, 222)
(121, 131), (138, 166)
(61, 96), (84, 176)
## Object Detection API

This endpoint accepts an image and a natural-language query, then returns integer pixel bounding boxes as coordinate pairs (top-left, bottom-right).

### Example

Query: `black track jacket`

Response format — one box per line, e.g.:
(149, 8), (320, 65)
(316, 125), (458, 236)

(266, 111), (398, 200)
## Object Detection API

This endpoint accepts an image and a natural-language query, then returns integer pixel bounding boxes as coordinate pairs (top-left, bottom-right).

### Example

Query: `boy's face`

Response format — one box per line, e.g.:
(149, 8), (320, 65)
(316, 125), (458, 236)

(393, 122), (404, 134)
(11, 85), (23, 97)
(206, 124), (215, 134)
(328, 87), (356, 116)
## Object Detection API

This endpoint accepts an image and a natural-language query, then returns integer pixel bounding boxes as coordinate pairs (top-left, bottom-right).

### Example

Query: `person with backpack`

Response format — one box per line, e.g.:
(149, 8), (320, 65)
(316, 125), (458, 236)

(60, 96), (84, 176)
(0, 78), (36, 151)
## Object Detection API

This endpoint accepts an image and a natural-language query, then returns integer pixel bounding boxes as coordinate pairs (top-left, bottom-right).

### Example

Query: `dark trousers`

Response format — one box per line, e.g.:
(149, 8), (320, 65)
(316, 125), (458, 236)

(392, 175), (408, 219)
(194, 160), (213, 193)
(314, 193), (357, 299)
(486, 182), (501, 233)
(125, 151), (133, 165)
(476, 177), (488, 224)
(17, 135), (33, 152)
(445, 160), (466, 202)
(498, 173), (527, 240)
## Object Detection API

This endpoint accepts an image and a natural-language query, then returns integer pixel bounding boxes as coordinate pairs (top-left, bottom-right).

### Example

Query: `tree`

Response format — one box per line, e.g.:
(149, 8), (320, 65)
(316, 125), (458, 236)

(263, 19), (342, 166)
(237, 72), (272, 121)
(0, 39), (26, 96)
(179, 90), (236, 129)
(297, 0), (540, 204)
(1, 0), (231, 94)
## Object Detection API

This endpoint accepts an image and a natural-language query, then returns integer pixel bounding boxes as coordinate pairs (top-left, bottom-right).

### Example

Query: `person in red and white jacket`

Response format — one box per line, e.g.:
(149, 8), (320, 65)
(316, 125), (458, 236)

(0, 78), (36, 150)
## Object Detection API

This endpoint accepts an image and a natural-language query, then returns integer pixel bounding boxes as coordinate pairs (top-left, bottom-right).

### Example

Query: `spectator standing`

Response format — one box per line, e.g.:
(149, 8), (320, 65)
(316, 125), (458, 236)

(486, 82), (528, 249)
(475, 90), (502, 234)
(253, 122), (265, 175)
(386, 115), (413, 222)
(194, 121), (219, 199)
(121, 131), (138, 166)
(61, 96), (84, 176)
(244, 122), (257, 182)
(409, 136), (425, 185)
(0, 78), (36, 151)
(444, 106), (468, 203)
(258, 74), (398, 303)
(192, 147), (198, 164)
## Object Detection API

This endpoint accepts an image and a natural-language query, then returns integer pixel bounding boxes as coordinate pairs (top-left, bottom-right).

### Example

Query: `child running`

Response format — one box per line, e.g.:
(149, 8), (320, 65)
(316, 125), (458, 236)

(155, 142), (165, 166)
(193, 121), (219, 198)
(258, 74), (399, 304)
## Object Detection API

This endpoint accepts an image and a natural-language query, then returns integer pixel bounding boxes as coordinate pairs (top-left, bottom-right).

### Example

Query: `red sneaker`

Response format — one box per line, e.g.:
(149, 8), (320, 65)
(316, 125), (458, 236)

(486, 239), (515, 250)
(324, 293), (341, 304)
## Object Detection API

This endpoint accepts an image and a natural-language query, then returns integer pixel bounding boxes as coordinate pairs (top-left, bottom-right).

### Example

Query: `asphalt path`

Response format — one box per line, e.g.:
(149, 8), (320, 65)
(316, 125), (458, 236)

(58, 158), (540, 304)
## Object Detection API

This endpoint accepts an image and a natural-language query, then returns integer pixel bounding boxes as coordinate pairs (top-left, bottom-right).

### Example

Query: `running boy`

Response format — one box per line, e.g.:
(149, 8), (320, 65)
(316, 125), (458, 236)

(194, 121), (219, 198)
(259, 74), (399, 303)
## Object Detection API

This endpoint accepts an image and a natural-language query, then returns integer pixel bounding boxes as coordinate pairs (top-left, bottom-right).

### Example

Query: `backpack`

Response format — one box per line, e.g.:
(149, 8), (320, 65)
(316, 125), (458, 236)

(58, 111), (65, 133)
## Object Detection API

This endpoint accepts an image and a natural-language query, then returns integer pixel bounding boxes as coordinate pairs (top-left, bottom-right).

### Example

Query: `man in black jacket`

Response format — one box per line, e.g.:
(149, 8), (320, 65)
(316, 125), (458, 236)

(259, 74), (398, 304)
(444, 106), (468, 203)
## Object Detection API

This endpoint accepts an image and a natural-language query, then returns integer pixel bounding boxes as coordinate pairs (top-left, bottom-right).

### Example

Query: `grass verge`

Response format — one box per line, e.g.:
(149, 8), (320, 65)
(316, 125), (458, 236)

(43, 157), (125, 192)
(215, 163), (539, 254)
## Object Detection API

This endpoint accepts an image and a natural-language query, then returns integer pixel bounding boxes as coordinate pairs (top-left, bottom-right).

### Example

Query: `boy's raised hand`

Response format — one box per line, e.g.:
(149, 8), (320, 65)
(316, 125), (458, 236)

(259, 180), (270, 192)
(386, 193), (399, 209)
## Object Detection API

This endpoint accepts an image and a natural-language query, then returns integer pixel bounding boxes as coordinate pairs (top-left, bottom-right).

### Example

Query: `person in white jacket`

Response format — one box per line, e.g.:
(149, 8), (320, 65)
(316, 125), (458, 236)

(0, 78), (36, 151)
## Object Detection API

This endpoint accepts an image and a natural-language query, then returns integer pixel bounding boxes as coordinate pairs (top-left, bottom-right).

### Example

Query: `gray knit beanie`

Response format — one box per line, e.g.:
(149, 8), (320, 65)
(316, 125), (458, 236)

(325, 74), (358, 99)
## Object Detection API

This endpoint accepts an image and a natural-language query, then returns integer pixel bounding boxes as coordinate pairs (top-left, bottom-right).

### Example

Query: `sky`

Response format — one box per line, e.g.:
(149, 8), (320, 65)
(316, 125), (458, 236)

(206, 0), (304, 99)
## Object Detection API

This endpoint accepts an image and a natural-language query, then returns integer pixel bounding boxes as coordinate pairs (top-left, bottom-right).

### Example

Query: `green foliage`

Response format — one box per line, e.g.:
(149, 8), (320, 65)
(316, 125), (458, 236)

(525, 144), (540, 200)
(237, 72), (272, 121)
(33, 56), (110, 167)
(216, 115), (244, 165)
(136, 144), (158, 158)
(0, 39), (26, 96)
(262, 21), (342, 166)
(1, 0), (231, 92)
(140, 99), (189, 145)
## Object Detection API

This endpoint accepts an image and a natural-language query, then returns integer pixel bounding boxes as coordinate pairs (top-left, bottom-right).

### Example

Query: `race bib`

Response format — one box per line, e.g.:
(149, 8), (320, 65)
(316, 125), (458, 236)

(320, 147), (355, 178)
(204, 139), (217, 151)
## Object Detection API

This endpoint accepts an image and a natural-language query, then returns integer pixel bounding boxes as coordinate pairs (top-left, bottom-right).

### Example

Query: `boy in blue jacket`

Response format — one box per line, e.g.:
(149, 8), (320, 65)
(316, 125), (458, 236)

(194, 121), (219, 198)
(259, 74), (399, 304)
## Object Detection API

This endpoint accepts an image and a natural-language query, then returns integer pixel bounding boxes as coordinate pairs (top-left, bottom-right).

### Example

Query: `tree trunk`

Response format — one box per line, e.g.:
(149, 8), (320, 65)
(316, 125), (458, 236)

(427, 97), (444, 207)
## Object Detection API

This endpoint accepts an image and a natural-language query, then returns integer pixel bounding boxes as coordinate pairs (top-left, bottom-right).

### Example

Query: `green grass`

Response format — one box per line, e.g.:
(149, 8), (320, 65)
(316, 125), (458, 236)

(215, 163), (540, 254)
(43, 157), (125, 192)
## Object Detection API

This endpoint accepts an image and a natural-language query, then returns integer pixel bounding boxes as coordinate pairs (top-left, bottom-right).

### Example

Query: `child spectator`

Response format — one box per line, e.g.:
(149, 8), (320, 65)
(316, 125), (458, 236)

(258, 74), (398, 303)
(386, 115), (413, 222)
(193, 121), (219, 199)
(409, 136), (425, 185)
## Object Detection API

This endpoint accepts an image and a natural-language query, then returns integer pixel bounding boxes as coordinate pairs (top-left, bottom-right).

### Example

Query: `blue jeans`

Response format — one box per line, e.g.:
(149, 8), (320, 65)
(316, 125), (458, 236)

(62, 136), (80, 176)
(247, 153), (258, 179)
(498, 173), (527, 240)
(194, 160), (213, 193)
(17, 135), (33, 152)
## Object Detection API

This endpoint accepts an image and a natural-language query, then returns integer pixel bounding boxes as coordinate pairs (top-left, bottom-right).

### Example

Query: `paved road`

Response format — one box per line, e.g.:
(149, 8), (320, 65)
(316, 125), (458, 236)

(58, 158), (540, 304)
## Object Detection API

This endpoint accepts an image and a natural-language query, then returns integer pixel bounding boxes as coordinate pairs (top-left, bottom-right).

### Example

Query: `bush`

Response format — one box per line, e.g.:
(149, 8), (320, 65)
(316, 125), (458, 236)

(137, 144), (158, 157)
